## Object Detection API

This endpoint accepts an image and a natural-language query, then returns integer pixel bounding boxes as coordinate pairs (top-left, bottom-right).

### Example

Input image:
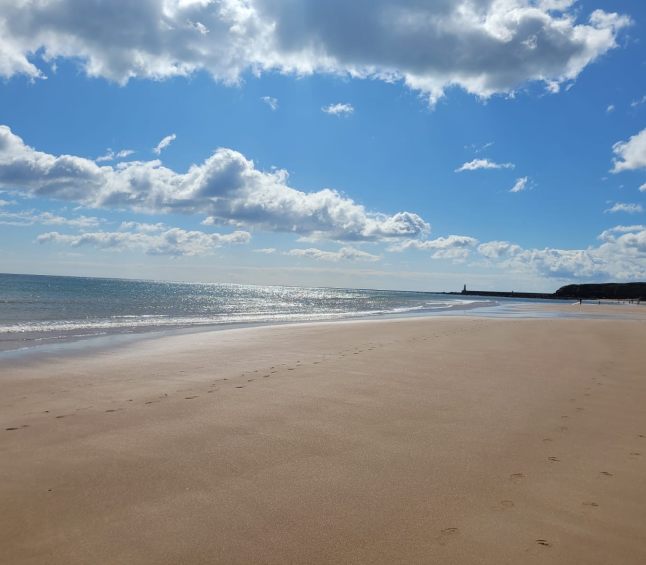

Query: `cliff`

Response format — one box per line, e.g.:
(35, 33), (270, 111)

(555, 283), (646, 300)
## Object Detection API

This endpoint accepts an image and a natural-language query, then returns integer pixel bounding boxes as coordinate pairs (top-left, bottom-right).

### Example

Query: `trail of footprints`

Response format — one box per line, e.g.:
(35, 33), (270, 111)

(502, 363), (642, 554)
(5, 327), (644, 559)
(2, 331), (410, 426)
(4, 336), (397, 429)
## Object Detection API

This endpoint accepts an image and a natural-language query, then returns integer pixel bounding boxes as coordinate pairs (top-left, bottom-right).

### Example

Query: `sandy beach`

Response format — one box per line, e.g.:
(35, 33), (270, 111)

(1, 310), (645, 564)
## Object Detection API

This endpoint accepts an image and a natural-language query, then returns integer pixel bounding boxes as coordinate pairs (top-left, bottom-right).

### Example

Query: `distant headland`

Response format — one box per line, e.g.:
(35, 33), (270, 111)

(445, 282), (646, 301)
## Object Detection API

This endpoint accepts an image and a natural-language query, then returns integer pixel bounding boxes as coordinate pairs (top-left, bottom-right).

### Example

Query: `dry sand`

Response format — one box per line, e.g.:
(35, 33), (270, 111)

(1, 313), (645, 564)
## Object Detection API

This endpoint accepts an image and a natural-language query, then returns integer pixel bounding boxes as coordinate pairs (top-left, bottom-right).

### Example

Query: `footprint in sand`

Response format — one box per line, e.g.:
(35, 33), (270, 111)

(491, 500), (515, 512)
(576, 407), (585, 412)
(526, 540), (552, 556)
(6, 425), (29, 431)
(543, 438), (553, 443)
(185, 396), (199, 400)
(145, 400), (160, 405)
(263, 375), (270, 378)
(629, 452), (641, 460)
(55, 414), (74, 419)
(510, 473), (526, 483)
(559, 427), (568, 432)
(600, 471), (613, 477)
(235, 386), (245, 389)
(569, 399), (576, 403)
(436, 528), (460, 546)
(105, 409), (124, 413)
(548, 457), (560, 462)
(583, 502), (599, 507)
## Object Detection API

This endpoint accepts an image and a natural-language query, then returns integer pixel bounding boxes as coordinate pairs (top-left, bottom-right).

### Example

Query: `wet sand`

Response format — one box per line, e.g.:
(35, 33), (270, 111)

(1, 314), (645, 564)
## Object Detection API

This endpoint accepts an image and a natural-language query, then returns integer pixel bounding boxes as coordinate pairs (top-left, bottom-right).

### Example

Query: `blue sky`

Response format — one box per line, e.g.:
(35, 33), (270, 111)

(1, 0), (646, 292)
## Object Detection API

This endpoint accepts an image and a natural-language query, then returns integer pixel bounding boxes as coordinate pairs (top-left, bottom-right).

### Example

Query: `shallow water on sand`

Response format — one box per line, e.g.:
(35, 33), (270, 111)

(0, 273), (498, 352)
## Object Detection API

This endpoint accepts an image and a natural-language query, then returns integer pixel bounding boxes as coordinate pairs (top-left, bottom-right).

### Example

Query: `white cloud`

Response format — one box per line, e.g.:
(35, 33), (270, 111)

(252, 248), (276, 254)
(0, 206), (101, 228)
(477, 241), (522, 259)
(37, 227), (251, 257)
(322, 103), (354, 116)
(466, 142), (494, 153)
(96, 149), (115, 163)
(96, 148), (136, 162)
(605, 203), (644, 214)
(286, 246), (381, 262)
(611, 127), (646, 173)
(480, 225), (646, 281)
(640, 183), (646, 193)
(153, 134), (177, 155)
(455, 159), (515, 172)
(388, 235), (478, 262)
(598, 225), (646, 240)
(631, 95), (646, 108)
(510, 177), (534, 193)
(261, 96), (278, 110)
(119, 221), (165, 233)
(0, 125), (429, 243)
(606, 104), (615, 113)
(0, 1), (631, 105)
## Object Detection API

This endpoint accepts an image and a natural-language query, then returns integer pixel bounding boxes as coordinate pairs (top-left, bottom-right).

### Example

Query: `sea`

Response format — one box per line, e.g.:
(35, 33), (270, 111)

(0, 272), (509, 353)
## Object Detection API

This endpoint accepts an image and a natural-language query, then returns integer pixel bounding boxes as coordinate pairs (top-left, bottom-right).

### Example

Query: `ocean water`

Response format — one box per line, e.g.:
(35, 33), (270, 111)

(0, 273), (497, 352)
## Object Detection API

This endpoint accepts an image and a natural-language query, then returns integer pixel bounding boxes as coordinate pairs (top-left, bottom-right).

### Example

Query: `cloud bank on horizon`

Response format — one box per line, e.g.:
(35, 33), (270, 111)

(2, 121), (646, 282)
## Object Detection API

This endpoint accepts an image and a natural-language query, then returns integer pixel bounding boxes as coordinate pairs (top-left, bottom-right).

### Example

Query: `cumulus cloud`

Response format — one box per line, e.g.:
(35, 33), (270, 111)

(480, 225), (646, 281)
(0, 206), (101, 228)
(322, 103), (354, 116)
(118, 221), (165, 233)
(388, 235), (479, 262)
(37, 227), (251, 257)
(261, 96), (278, 110)
(611, 127), (646, 173)
(606, 104), (615, 113)
(455, 159), (514, 172)
(598, 225), (645, 240)
(0, 125), (429, 243)
(153, 134), (176, 155)
(252, 248), (276, 253)
(286, 246), (381, 262)
(605, 203), (643, 214)
(0, 1), (629, 104)
(477, 241), (523, 259)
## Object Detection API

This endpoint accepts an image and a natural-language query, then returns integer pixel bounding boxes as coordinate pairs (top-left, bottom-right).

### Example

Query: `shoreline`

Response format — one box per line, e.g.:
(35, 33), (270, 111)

(1, 311), (645, 564)
(1, 298), (644, 359)
(0, 296), (499, 356)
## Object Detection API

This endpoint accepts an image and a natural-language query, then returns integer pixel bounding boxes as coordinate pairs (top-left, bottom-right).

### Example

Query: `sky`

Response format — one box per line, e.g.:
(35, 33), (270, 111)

(1, 0), (646, 293)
